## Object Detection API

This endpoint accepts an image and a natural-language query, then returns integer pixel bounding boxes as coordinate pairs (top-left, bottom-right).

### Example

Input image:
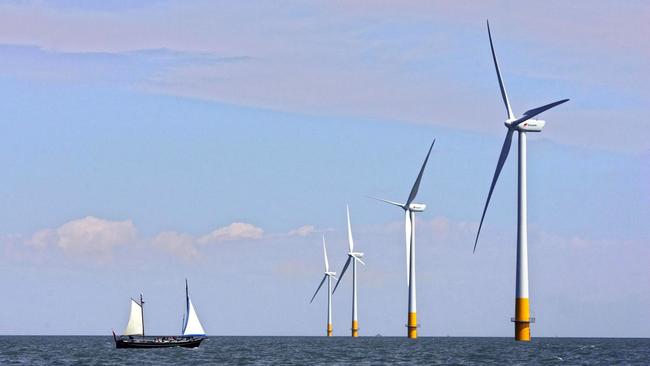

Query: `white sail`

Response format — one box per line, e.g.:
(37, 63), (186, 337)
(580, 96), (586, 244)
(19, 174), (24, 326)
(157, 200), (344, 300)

(182, 298), (205, 336)
(124, 299), (144, 336)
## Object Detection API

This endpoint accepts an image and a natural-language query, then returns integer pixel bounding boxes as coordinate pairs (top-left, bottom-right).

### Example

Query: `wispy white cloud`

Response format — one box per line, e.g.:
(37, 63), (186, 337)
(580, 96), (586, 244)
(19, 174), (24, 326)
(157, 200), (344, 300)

(197, 222), (264, 245)
(149, 223), (270, 261)
(4, 217), (315, 263)
(25, 228), (56, 250)
(0, 1), (648, 151)
(56, 216), (137, 258)
(287, 225), (316, 237)
(25, 216), (138, 261)
(0, 45), (251, 88)
(150, 231), (198, 261)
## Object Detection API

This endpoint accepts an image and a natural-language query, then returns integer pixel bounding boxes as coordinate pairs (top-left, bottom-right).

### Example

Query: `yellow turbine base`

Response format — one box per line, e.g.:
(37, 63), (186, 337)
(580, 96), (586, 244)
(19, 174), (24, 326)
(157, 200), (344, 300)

(351, 320), (358, 337)
(327, 323), (333, 337)
(514, 297), (531, 341)
(407, 312), (417, 339)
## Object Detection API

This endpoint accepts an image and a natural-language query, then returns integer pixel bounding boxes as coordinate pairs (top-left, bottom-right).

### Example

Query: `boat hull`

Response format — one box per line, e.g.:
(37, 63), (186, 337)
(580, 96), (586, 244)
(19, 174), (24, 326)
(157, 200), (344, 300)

(115, 337), (205, 349)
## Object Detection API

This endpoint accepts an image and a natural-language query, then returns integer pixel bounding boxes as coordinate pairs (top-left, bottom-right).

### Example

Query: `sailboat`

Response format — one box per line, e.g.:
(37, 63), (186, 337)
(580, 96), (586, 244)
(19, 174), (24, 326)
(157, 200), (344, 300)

(113, 280), (207, 348)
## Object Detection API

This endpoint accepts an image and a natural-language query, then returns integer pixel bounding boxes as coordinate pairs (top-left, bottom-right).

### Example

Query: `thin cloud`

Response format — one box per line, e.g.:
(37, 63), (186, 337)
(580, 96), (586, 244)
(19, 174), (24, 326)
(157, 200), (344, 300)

(287, 225), (316, 237)
(0, 2), (647, 151)
(13, 217), (297, 263)
(197, 222), (264, 245)
(151, 231), (198, 261)
(25, 216), (138, 262)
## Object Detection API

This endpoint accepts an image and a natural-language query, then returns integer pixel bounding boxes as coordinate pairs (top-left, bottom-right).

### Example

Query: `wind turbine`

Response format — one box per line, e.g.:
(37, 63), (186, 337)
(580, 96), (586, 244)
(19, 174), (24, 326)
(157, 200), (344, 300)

(370, 138), (435, 339)
(473, 21), (569, 342)
(309, 236), (337, 336)
(333, 205), (365, 337)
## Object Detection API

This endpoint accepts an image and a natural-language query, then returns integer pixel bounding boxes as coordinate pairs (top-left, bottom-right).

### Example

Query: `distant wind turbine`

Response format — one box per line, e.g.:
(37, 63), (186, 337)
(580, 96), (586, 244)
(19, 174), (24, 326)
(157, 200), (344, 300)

(370, 138), (435, 339)
(309, 236), (337, 336)
(333, 205), (365, 337)
(473, 20), (569, 342)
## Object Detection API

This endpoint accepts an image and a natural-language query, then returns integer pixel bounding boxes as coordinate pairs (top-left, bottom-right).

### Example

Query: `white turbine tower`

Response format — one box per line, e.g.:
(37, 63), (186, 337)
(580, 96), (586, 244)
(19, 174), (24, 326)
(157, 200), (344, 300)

(333, 205), (365, 337)
(370, 138), (435, 339)
(309, 236), (337, 336)
(473, 21), (569, 342)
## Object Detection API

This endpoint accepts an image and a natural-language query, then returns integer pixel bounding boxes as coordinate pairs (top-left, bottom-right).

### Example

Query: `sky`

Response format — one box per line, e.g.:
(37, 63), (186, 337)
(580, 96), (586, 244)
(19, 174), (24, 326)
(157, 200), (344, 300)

(0, 0), (648, 337)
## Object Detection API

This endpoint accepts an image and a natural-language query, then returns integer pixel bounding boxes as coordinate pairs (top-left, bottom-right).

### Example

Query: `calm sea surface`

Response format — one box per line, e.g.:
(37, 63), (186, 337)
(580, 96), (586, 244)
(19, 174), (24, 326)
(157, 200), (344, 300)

(0, 336), (647, 365)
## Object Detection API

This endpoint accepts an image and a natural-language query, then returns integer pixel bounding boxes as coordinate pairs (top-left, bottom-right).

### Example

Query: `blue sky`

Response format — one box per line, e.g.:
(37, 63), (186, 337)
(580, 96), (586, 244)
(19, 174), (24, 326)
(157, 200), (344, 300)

(0, 1), (648, 337)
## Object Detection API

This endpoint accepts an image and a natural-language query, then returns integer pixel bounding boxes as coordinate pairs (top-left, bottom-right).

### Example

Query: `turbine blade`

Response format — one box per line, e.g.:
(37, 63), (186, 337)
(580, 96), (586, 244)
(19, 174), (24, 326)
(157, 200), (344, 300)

(367, 196), (405, 209)
(513, 99), (570, 126)
(405, 210), (412, 286)
(474, 129), (514, 253)
(322, 236), (329, 272)
(487, 20), (515, 120)
(347, 205), (354, 253)
(406, 139), (435, 206)
(355, 257), (366, 266)
(309, 275), (327, 304)
(333, 257), (352, 294)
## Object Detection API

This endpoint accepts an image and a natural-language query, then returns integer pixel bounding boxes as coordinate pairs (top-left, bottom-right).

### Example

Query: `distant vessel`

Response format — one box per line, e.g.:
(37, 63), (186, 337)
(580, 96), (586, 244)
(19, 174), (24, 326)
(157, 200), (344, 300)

(113, 280), (206, 348)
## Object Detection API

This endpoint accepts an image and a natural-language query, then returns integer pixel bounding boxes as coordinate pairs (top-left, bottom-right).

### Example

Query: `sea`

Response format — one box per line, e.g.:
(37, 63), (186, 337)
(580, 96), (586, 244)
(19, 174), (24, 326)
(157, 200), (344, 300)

(0, 336), (648, 365)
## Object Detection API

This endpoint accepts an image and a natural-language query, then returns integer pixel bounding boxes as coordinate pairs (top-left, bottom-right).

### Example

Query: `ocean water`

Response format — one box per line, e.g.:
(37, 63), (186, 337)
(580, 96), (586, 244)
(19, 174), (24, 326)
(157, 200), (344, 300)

(0, 336), (648, 365)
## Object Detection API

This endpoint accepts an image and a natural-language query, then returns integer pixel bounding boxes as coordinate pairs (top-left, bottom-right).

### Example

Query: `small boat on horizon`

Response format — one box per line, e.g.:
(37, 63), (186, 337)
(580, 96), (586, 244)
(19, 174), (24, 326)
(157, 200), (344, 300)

(112, 279), (206, 348)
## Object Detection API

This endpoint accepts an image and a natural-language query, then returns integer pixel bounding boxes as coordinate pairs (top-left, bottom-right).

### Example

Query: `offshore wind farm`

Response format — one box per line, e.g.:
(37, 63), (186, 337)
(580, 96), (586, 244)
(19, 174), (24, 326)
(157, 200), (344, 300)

(1, 1), (649, 365)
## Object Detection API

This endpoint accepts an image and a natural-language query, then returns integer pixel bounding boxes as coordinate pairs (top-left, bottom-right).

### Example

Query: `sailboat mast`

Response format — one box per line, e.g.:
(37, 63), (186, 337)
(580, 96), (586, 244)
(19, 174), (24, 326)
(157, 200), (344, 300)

(140, 293), (145, 338)
(184, 279), (189, 335)
(186, 279), (190, 330)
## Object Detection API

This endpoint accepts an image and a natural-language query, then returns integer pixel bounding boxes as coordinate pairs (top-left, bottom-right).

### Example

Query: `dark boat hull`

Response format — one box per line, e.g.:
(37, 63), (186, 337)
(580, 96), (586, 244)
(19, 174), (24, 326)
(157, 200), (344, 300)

(115, 337), (205, 349)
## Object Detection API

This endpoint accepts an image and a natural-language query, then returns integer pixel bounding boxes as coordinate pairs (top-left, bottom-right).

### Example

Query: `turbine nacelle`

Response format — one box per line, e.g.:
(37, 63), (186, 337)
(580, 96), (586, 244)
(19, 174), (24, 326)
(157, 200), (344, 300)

(408, 203), (426, 212)
(349, 252), (364, 258)
(504, 118), (545, 132)
(517, 119), (545, 132)
(325, 271), (337, 277)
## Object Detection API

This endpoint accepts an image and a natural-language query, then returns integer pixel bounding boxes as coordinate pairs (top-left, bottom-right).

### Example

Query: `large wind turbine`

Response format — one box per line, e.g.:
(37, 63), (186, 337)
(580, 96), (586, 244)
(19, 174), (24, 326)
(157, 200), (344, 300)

(370, 139), (435, 339)
(309, 236), (337, 336)
(333, 205), (365, 337)
(473, 21), (569, 342)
